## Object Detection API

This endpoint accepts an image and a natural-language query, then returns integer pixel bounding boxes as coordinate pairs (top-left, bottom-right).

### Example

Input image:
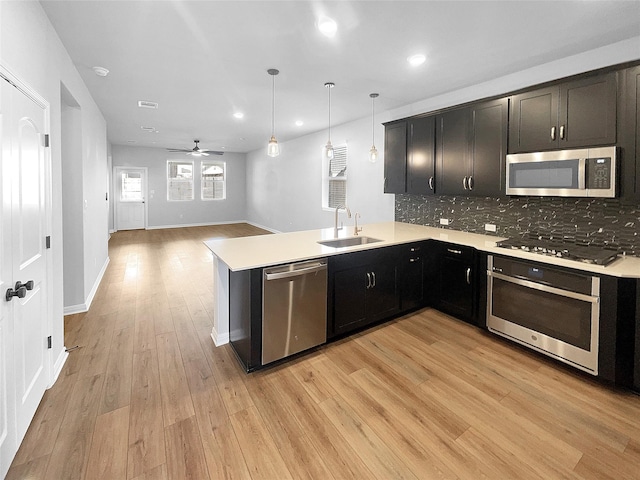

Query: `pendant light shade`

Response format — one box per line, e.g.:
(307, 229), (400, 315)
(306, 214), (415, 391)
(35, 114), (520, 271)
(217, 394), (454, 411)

(369, 93), (379, 163)
(323, 82), (335, 160)
(267, 68), (280, 157)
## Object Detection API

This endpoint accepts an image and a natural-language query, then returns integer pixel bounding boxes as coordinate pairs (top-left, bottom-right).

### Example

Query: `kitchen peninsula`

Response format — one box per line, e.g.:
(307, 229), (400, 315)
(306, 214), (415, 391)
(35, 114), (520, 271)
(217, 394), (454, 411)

(205, 221), (640, 382)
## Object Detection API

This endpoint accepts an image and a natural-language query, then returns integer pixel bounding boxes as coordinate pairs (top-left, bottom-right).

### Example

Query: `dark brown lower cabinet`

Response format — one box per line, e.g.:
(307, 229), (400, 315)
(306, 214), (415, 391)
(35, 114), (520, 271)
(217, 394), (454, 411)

(328, 246), (401, 338)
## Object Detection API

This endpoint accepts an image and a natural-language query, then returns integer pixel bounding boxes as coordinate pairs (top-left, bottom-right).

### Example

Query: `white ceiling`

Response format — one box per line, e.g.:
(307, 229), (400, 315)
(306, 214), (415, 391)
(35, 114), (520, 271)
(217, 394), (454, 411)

(40, 0), (640, 154)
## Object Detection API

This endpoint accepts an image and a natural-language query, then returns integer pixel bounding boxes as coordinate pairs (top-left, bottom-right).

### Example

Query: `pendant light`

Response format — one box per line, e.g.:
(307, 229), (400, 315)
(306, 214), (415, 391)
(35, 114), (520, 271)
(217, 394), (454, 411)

(267, 68), (280, 157)
(323, 82), (335, 160)
(369, 93), (379, 163)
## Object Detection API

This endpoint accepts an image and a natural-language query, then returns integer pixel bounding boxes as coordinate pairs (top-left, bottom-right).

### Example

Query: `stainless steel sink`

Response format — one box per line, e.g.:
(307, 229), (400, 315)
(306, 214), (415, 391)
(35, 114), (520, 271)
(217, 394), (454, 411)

(317, 236), (382, 248)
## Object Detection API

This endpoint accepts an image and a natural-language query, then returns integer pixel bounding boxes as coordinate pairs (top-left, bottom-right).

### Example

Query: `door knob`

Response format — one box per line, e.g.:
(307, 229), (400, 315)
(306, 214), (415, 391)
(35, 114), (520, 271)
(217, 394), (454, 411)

(5, 286), (27, 302)
(15, 280), (34, 291)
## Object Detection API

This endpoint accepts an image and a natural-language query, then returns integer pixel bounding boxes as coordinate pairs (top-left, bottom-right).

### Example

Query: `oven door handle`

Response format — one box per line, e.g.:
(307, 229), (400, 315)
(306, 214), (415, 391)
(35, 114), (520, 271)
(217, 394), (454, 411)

(489, 271), (599, 303)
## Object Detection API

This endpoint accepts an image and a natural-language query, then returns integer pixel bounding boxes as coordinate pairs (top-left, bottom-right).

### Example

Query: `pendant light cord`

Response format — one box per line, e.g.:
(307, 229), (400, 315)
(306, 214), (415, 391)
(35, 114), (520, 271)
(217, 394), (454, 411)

(328, 86), (331, 143)
(271, 73), (276, 137)
(371, 95), (375, 144)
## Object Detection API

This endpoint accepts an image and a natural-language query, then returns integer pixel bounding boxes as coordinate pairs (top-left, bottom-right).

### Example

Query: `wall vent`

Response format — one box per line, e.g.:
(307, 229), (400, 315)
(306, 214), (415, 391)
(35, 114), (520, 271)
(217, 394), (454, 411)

(138, 100), (158, 109)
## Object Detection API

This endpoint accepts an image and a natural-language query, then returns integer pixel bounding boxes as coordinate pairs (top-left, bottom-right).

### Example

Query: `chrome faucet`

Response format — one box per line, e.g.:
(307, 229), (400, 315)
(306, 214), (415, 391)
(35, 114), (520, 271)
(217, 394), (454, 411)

(353, 212), (362, 236)
(334, 205), (351, 238)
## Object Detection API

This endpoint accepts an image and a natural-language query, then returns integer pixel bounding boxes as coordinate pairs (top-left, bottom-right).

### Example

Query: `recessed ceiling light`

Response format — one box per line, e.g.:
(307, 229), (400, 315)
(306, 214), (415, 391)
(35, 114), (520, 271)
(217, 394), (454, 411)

(318, 17), (337, 38)
(92, 66), (109, 77)
(295, 120), (304, 127)
(407, 54), (426, 67)
(233, 112), (244, 119)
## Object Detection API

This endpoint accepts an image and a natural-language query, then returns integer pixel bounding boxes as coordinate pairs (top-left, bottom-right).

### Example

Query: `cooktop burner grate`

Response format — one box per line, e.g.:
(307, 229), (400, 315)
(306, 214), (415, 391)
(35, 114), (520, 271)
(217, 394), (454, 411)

(496, 237), (619, 266)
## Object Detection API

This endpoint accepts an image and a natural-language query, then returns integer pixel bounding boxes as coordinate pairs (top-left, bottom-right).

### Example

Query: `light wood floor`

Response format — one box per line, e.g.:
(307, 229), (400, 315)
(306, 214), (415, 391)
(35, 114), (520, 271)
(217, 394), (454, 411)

(7, 223), (640, 480)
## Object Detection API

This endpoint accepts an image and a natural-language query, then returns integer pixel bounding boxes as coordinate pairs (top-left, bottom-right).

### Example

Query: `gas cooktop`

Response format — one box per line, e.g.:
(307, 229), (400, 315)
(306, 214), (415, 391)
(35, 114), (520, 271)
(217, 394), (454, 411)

(496, 237), (620, 266)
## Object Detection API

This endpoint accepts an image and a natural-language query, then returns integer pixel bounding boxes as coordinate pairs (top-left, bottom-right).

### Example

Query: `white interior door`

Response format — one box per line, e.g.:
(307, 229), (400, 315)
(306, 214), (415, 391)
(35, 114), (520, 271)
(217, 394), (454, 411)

(115, 167), (146, 230)
(0, 73), (50, 478)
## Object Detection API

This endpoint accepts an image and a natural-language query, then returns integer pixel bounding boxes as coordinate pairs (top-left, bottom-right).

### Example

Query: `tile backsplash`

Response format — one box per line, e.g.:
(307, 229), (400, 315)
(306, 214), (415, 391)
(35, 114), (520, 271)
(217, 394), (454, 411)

(395, 194), (640, 256)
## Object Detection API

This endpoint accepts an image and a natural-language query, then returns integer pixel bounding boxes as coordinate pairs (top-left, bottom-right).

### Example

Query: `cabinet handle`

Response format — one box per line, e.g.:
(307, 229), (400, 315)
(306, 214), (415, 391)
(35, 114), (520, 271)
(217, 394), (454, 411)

(409, 257), (420, 262)
(560, 125), (565, 139)
(366, 272), (372, 289)
(468, 176), (474, 191)
(410, 246), (420, 252)
(462, 176), (468, 190)
(551, 126), (556, 141)
(466, 267), (471, 285)
(429, 176), (434, 191)
(371, 271), (376, 288)
(447, 248), (462, 255)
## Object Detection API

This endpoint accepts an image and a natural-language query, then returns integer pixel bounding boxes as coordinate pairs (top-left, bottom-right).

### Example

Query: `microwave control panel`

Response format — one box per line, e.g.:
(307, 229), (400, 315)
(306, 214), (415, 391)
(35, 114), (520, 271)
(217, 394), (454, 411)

(587, 157), (611, 190)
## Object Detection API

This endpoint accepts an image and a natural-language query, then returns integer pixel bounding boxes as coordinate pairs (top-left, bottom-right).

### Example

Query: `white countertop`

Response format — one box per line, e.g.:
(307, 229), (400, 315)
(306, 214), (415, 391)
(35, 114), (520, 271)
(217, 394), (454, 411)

(204, 221), (640, 278)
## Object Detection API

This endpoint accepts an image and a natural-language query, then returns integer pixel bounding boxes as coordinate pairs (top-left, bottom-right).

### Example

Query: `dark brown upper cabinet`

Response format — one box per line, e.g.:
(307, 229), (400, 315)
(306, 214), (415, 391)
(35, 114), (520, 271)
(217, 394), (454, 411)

(436, 98), (508, 197)
(509, 72), (617, 153)
(618, 65), (640, 200)
(383, 121), (407, 194)
(384, 117), (435, 195)
(406, 116), (436, 195)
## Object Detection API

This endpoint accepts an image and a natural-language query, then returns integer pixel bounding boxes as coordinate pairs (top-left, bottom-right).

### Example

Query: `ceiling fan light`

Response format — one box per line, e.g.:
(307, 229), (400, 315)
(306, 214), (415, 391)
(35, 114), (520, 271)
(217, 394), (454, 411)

(267, 135), (280, 157)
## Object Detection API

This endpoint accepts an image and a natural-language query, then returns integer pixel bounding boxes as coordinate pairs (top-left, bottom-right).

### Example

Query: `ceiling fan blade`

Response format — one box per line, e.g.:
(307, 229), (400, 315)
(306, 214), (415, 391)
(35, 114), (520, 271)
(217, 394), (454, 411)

(201, 150), (224, 156)
(167, 148), (191, 153)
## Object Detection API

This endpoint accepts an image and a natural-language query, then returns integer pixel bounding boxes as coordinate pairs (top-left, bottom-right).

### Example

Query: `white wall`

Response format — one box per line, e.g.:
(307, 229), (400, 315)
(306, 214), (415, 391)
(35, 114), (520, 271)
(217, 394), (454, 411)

(245, 36), (640, 233)
(246, 117), (394, 233)
(1, 1), (109, 369)
(112, 145), (247, 229)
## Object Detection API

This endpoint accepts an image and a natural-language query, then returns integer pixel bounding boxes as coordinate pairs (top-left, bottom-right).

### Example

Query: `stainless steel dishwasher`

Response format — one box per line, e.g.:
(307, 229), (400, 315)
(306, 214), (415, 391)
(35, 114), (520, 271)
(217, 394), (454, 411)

(262, 259), (327, 365)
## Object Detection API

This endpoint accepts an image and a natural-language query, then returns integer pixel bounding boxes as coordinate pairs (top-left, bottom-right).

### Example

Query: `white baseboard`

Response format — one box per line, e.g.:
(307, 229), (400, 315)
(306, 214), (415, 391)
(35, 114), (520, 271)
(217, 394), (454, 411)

(146, 220), (245, 230)
(211, 327), (229, 346)
(63, 256), (110, 316)
(49, 348), (68, 388)
(245, 221), (280, 233)
(143, 219), (280, 233)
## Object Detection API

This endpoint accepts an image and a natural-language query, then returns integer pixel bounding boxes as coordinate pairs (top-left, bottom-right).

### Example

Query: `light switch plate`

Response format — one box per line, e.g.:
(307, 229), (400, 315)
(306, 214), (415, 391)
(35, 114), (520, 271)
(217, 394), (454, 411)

(485, 223), (497, 232)
(440, 218), (450, 226)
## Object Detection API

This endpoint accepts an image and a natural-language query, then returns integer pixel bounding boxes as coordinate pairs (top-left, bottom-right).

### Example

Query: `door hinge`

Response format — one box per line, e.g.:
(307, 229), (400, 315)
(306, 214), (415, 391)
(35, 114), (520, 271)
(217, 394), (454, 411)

(43, 134), (50, 147)
(47, 336), (52, 349)
(46, 236), (51, 249)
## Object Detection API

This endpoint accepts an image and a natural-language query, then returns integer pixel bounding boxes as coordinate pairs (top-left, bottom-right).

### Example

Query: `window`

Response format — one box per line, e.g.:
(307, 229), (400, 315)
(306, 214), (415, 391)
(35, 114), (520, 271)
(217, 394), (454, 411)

(323, 144), (348, 209)
(201, 161), (226, 200)
(167, 161), (193, 201)
(120, 171), (142, 201)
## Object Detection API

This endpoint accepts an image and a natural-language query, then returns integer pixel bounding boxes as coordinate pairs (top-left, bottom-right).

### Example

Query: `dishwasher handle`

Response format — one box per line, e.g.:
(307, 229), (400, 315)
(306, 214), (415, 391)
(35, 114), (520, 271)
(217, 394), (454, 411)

(264, 262), (327, 281)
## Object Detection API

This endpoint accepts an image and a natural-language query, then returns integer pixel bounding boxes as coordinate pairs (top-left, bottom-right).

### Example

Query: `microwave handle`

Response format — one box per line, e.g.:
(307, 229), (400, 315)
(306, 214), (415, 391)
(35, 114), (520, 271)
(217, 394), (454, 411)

(578, 158), (586, 190)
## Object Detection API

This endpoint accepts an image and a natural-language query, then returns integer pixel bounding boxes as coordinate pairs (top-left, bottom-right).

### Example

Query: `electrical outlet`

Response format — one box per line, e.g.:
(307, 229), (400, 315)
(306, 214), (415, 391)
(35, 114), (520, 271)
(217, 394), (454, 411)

(439, 218), (449, 226)
(485, 223), (497, 232)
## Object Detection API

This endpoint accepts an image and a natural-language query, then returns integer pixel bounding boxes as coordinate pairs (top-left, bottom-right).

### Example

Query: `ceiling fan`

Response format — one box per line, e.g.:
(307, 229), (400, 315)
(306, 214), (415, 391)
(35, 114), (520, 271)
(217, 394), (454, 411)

(167, 140), (224, 156)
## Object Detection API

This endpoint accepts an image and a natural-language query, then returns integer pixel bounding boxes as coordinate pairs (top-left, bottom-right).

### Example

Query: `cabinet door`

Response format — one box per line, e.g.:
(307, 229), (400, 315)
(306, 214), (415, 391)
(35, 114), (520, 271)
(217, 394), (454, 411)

(400, 243), (426, 311)
(407, 116), (436, 195)
(509, 86), (559, 153)
(470, 98), (508, 197)
(384, 121), (407, 193)
(366, 259), (399, 322)
(436, 108), (471, 195)
(333, 264), (368, 335)
(618, 66), (640, 199)
(435, 243), (476, 323)
(559, 73), (616, 148)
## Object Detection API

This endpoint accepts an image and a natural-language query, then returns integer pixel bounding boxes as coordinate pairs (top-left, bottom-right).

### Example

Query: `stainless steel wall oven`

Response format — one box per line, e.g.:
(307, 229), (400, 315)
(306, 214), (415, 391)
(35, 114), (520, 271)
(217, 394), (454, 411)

(487, 255), (600, 374)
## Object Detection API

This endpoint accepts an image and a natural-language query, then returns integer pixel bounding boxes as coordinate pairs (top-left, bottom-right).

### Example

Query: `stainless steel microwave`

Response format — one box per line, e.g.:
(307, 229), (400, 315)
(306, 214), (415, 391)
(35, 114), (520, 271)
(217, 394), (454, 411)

(506, 146), (617, 198)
